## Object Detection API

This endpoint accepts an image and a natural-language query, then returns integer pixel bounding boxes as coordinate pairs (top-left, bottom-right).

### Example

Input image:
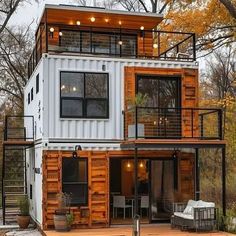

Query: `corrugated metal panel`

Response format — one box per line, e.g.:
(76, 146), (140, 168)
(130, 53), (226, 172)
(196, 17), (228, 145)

(39, 54), (198, 141)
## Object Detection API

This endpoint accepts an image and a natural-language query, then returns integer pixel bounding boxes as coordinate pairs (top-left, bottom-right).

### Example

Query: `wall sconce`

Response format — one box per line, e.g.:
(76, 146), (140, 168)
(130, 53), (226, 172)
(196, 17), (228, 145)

(172, 150), (178, 159)
(49, 27), (54, 38)
(72, 145), (82, 158)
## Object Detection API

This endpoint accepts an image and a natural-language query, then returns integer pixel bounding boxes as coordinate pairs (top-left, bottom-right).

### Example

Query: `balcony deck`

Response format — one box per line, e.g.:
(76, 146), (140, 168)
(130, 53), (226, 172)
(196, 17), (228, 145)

(44, 224), (233, 236)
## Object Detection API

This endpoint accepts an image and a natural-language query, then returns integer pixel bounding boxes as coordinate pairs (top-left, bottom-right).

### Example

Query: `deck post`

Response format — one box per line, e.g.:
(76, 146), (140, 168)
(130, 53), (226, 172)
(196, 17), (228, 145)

(134, 146), (138, 216)
(195, 148), (200, 200)
(222, 147), (226, 216)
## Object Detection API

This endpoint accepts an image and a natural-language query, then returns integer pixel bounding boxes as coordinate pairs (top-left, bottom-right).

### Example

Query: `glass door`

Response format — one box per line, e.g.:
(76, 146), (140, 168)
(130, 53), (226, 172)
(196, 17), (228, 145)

(150, 160), (175, 222)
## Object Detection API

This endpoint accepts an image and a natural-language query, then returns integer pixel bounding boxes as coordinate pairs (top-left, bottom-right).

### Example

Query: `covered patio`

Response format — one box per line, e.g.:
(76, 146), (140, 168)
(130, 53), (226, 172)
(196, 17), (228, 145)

(44, 224), (233, 236)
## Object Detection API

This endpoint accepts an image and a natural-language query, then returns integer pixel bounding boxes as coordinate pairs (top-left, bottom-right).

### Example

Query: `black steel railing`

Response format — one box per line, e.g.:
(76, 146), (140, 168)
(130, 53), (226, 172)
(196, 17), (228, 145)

(124, 107), (223, 140)
(28, 24), (196, 78)
(4, 116), (34, 141)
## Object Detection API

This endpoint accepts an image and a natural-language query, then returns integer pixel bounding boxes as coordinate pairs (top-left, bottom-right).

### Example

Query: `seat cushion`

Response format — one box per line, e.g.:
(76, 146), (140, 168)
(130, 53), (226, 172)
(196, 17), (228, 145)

(174, 212), (194, 220)
(196, 200), (215, 208)
(183, 200), (198, 215)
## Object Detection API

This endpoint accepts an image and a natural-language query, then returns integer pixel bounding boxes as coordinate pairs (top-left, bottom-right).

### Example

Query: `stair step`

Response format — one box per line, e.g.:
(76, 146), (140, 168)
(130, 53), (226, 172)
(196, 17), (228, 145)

(4, 186), (25, 188)
(5, 193), (26, 196)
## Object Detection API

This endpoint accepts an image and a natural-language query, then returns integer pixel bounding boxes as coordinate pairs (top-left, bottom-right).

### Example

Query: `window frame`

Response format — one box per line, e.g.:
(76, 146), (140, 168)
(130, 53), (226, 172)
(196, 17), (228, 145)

(62, 157), (88, 206)
(31, 88), (34, 101)
(36, 74), (39, 94)
(60, 71), (109, 119)
(28, 93), (30, 105)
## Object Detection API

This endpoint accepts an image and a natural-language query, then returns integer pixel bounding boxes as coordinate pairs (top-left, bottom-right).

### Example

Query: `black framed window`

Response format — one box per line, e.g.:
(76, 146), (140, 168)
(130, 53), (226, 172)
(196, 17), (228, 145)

(31, 88), (34, 101)
(28, 93), (30, 105)
(36, 74), (39, 94)
(62, 158), (88, 206)
(60, 72), (109, 118)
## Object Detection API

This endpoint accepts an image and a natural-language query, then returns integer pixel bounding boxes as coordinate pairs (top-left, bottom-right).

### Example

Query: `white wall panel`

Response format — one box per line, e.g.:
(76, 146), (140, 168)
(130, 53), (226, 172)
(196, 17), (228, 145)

(40, 54), (198, 141)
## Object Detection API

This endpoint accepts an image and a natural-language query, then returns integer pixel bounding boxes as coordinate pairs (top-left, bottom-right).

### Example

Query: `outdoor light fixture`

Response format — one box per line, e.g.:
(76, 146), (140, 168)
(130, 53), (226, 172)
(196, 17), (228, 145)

(118, 20), (122, 25)
(118, 40), (123, 45)
(139, 161), (144, 168)
(140, 26), (144, 30)
(76, 20), (81, 26)
(72, 87), (77, 92)
(49, 27), (54, 38)
(59, 32), (63, 37)
(172, 150), (178, 159)
(90, 17), (96, 22)
(72, 145), (82, 159)
(153, 43), (158, 49)
(105, 18), (109, 23)
(61, 85), (65, 90)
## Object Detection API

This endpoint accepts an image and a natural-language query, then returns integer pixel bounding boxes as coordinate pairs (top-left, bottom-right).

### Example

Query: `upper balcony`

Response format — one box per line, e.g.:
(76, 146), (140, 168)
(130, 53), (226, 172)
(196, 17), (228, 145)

(124, 107), (223, 141)
(28, 4), (196, 78)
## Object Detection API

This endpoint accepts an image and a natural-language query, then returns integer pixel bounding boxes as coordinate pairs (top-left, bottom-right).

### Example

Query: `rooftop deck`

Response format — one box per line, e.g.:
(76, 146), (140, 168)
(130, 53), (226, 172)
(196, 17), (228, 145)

(44, 224), (233, 236)
(28, 4), (196, 78)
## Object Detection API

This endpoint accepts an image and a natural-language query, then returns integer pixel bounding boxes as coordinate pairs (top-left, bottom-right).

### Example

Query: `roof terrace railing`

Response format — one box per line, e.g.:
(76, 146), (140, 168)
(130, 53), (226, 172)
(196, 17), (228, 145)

(124, 107), (223, 140)
(28, 24), (196, 78)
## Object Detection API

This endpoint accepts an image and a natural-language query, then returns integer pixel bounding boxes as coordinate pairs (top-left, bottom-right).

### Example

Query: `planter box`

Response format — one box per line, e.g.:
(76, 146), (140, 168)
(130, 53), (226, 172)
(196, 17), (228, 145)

(128, 124), (144, 138)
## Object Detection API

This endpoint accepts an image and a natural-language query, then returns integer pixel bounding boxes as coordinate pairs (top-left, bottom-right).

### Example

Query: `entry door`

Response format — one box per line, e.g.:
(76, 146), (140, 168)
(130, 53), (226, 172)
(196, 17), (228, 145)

(150, 160), (175, 222)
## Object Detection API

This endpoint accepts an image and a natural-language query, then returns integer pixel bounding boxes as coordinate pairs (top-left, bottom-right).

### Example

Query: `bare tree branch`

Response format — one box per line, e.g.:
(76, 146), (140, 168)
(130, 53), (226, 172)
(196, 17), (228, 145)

(219, 0), (236, 20)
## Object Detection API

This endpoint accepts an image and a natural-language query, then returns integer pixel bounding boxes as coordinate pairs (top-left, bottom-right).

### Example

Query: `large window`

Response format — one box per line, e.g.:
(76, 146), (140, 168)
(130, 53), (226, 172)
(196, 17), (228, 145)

(60, 30), (137, 57)
(62, 158), (88, 206)
(137, 75), (180, 108)
(60, 72), (109, 118)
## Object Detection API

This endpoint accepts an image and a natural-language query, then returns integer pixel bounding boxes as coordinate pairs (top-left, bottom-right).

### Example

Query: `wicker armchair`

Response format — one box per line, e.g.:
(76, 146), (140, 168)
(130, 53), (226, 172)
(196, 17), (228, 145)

(171, 200), (218, 232)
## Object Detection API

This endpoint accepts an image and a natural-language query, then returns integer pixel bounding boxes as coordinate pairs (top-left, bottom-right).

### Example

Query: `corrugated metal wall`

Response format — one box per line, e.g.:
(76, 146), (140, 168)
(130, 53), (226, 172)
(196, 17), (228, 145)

(41, 54), (198, 140)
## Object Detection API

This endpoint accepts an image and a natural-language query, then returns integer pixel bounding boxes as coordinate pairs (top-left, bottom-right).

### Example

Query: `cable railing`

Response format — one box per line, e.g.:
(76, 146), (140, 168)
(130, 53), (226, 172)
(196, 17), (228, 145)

(124, 107), (223, 140)
(28, 24), (196, 78)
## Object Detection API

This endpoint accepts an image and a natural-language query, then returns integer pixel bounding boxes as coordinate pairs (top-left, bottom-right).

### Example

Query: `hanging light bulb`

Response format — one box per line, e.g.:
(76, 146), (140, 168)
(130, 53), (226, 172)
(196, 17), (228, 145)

(72, 87), (77, 92)
(90, 17), (96, 22)
(76, 20), (81, 26)
(118, 40), (123, 45)
(59, 32), (63, 37)
(153, 43), (158, 49)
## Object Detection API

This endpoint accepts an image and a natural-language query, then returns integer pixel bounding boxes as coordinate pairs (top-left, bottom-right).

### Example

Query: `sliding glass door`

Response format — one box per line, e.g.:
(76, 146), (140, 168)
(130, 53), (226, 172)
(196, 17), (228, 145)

(150, 160), (175, 222)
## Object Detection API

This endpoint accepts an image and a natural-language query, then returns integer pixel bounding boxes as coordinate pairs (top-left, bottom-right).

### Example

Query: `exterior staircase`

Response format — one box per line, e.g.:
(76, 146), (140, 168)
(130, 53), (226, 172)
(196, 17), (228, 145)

(2, 115), (34, 225)
(2, 148), (27, 224)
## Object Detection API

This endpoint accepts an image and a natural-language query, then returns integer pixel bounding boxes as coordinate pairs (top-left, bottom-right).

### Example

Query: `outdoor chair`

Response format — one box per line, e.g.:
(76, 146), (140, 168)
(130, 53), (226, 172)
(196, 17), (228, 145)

(140, 196), (149, 217)
(171, 200), (218, 232)
(113, 196), (133, 219)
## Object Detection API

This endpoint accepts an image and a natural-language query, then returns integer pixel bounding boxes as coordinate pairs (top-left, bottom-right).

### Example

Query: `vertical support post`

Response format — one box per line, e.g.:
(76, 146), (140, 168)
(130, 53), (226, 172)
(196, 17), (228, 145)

(157, 31), (160, 57)
(123, 110), (126, 140)
(191, 108), (194, 138)
(200, 114), (204, 138)
(4, 116), (7, 141)
(45, 9), (48, 53)
(134, 146), (138, 216)
(193, 33), (196, 61)
(135, 107), (138, 139)
(222, 147), (226, 216)
(218, 109), (223, 140)
(2, 145), (5, 225)
(195, 148), (200, 200)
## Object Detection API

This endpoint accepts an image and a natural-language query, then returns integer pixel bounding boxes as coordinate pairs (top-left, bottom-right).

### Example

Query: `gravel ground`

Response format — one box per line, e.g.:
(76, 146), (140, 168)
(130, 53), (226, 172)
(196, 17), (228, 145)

(5, 229), (42, 236)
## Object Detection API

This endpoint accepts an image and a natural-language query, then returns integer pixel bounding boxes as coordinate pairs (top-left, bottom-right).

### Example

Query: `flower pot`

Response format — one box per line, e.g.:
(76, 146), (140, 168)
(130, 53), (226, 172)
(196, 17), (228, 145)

(54, 213), (69, 232)
(17, 215), (30, 229)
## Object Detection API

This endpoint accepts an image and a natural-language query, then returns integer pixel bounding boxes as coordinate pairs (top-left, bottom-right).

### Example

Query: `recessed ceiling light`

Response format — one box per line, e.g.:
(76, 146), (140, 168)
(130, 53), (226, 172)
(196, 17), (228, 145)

(140, 26), (144, 30)
(76, 20), (81, 26)
(91, 17), (96, 22)
(105, 18), (109, 23)
(49, 27), (54, 32)
(118, 21), (122, 25)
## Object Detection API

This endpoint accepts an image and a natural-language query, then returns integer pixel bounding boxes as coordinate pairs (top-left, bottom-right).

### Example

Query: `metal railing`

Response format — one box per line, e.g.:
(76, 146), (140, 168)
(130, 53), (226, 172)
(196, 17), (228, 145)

(4, 116), (34, 141)
(28, 24), (196, 78)
(124, 107), (223, 140)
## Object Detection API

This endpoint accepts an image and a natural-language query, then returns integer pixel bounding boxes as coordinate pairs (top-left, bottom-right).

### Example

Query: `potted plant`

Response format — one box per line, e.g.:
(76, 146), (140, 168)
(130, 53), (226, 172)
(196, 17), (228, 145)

(17, 195), (30, 229)
(54, 192), (73, 232)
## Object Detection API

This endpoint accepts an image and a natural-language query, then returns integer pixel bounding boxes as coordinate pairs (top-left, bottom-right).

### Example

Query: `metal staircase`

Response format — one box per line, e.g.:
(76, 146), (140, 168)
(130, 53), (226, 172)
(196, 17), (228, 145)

(2, 116), (34, 225)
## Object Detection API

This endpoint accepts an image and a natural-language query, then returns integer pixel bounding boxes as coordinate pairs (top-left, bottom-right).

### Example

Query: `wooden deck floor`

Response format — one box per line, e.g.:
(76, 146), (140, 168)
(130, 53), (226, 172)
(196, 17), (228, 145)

(44, 224), (233, 236)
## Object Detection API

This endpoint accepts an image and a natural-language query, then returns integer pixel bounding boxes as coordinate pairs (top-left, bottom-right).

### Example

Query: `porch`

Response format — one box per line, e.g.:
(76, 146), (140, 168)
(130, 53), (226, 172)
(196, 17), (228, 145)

(44, 224), (233, 236)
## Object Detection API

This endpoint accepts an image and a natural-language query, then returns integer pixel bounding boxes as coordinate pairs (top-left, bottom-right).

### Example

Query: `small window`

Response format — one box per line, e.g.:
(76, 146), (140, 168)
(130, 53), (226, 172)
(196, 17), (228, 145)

(60, 72), (109, 118)
(28, 93), (30, 105)
(36, 74), (39, 94)
(62, 158), (88, 206)
(31, 88), (33, 101)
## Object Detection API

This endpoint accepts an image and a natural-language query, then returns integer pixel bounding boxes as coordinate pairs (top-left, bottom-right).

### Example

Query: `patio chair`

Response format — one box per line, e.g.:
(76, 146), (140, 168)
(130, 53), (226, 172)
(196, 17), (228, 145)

(140, 196), (149, 217)
(113, 196), (133, 219)
(171, 200), (218, 232)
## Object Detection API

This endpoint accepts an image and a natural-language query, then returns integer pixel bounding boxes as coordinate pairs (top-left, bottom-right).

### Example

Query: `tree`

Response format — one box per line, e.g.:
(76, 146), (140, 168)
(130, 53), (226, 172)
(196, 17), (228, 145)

(219, 0), (236, 19)
(0, 26), (34, 110)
